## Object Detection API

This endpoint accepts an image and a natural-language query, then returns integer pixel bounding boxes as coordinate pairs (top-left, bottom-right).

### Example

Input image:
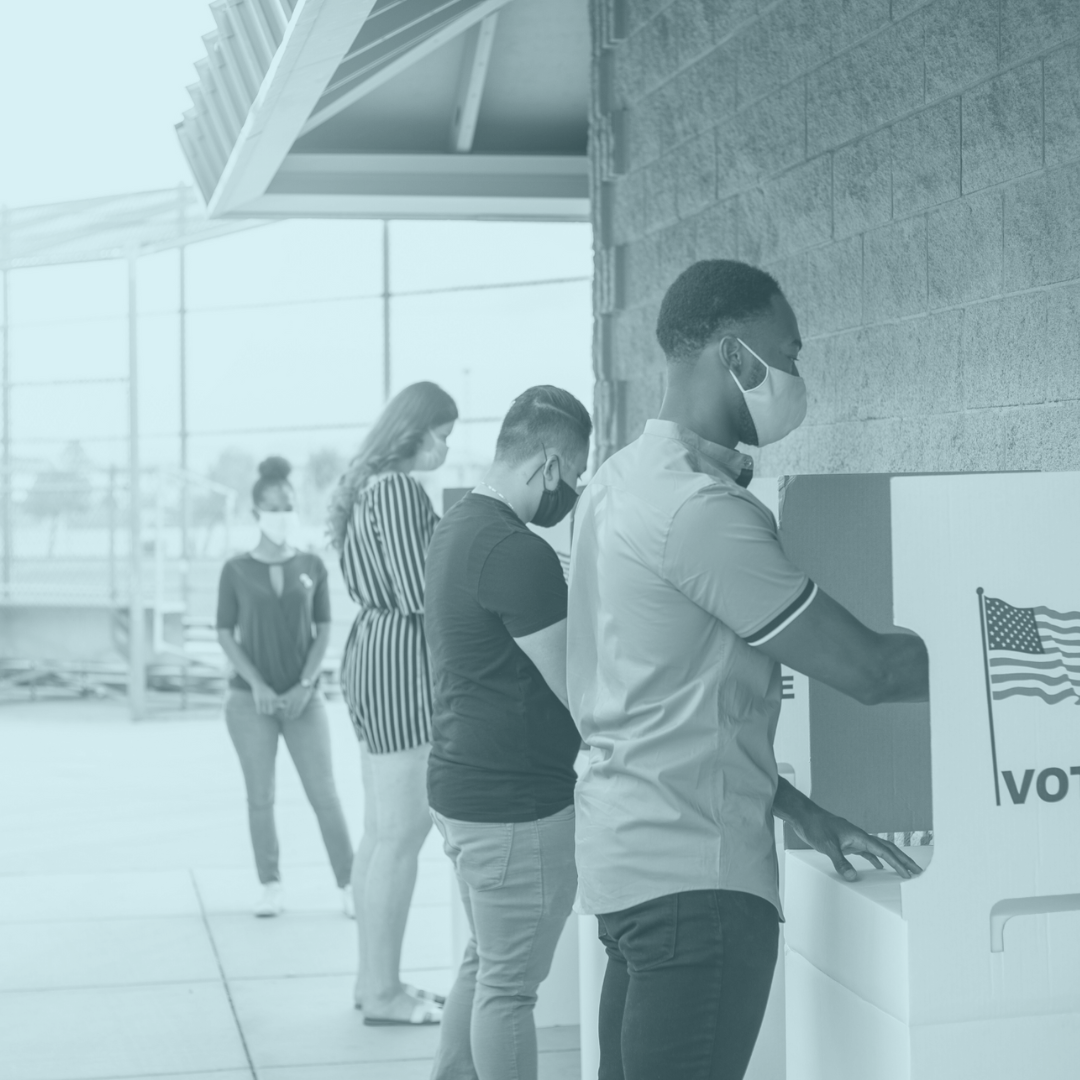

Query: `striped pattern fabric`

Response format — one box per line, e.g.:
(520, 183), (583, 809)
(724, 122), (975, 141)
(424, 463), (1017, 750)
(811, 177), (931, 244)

(339, 472), (439, 753)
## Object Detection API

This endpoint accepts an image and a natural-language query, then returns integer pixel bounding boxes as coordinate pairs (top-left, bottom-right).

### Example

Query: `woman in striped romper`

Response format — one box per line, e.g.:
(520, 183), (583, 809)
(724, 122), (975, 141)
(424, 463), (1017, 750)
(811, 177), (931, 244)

(328, 381), (458, 1026)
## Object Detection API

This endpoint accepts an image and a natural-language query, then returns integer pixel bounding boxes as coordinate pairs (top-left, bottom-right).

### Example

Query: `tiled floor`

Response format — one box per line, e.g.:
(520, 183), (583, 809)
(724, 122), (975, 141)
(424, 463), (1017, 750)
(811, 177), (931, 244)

(0, 698), (580, 1080)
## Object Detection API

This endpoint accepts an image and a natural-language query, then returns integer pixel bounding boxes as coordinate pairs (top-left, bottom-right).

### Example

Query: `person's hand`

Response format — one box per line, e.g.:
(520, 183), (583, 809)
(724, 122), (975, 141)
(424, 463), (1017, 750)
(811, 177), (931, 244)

(251, 680), (282, 716)
(278, 682), (314, 721)
(787, 804), (923, 882)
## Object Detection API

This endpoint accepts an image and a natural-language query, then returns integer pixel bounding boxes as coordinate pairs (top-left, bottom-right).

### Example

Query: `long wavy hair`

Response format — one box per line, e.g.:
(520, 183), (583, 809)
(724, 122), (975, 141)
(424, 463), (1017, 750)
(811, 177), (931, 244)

(327, 381), (458, 550)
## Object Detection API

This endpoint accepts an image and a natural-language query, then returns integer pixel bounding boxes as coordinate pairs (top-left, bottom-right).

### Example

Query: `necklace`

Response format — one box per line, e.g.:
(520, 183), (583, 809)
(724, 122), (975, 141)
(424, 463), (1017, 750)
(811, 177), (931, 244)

(480, 481), (515, 513)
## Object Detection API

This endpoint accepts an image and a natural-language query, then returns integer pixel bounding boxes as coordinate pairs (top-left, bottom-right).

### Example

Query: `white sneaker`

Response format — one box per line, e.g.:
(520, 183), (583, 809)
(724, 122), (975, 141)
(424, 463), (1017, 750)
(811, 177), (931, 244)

(341, 884), (355, 919)
(254, 882), (284, 917)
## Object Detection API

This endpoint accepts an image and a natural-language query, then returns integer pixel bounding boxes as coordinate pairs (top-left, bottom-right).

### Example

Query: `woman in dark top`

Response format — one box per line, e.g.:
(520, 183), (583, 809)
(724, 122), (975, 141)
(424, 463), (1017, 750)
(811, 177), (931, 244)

(217, 456), (353, 918)
(327, 381), (457, 1025)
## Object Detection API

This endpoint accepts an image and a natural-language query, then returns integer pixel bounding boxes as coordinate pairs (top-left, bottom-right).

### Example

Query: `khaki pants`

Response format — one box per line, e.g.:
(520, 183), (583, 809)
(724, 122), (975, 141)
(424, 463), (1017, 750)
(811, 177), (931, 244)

(429, 804), (577, 1080)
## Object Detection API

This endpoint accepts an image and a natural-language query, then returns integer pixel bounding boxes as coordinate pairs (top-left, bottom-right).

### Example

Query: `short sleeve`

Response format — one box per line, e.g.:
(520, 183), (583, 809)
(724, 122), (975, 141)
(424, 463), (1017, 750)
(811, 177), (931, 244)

(311, 558), (331, 623)
(478, 531), (568, 638)
(664, 486), (816, 645)
(216, 562), (239, 631)
(374, 473), (438, 615)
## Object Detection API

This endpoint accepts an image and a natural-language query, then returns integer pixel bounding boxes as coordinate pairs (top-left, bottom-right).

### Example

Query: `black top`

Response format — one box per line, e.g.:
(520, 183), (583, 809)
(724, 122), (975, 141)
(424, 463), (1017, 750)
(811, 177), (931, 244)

(425, 493), (580, 823)
(216, 552), (331, 694)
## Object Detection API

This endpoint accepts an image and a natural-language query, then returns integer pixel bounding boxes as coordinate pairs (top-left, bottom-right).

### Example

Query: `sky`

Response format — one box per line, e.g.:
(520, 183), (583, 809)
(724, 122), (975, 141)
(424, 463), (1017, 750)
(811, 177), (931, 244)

(0, 2), (219, 206)
(0, 2), (595, 503)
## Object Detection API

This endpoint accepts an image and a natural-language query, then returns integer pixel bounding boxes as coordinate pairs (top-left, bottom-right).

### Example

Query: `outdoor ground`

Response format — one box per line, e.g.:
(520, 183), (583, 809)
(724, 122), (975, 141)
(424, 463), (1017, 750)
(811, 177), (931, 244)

(0, 695), (579, 1080)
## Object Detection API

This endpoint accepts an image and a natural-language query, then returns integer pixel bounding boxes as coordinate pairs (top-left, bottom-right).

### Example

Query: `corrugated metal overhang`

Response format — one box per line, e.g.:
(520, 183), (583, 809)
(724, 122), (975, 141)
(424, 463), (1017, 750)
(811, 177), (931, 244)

(176, 0), (590, 221)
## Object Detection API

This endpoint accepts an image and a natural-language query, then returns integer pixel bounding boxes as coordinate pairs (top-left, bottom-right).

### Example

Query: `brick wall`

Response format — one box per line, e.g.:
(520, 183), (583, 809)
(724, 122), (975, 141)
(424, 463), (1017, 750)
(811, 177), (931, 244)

(590, 0), (1080, 475)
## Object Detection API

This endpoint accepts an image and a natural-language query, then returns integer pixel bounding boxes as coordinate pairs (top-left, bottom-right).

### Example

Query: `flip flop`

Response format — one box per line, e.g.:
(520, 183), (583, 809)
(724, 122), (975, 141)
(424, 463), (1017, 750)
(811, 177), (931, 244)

(353, 985), (447, 1011)
(404, 984), (447, 1007)
(363, 1000), (442, 1027)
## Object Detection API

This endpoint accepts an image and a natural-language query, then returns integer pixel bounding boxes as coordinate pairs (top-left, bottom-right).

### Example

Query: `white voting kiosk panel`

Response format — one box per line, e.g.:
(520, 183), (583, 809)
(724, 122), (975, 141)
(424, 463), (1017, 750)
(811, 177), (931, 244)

(784, 471), (1080, 1080)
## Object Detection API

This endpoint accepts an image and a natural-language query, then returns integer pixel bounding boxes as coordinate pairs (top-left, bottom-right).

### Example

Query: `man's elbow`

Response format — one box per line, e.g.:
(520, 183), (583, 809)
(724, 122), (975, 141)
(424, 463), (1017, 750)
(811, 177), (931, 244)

(851, 635), (929, 706)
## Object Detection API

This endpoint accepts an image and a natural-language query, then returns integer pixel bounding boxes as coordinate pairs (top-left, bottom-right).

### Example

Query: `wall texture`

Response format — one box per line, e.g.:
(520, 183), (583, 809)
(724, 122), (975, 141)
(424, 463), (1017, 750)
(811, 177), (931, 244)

(590, 0), (1080, 474)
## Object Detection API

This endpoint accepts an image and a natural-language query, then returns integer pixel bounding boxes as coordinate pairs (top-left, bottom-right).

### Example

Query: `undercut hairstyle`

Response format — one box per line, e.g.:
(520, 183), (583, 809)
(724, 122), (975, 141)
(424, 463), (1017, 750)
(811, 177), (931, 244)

(252, 456), (291, 506)
(655, 260), (782, 362)
(494, 386), (592, 467)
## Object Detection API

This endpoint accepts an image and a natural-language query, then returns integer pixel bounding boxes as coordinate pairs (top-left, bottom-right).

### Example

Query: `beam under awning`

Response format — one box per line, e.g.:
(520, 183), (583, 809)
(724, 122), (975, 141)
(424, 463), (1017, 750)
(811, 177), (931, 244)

(228, 152), (589, 220)
(449, 12), (499, 152)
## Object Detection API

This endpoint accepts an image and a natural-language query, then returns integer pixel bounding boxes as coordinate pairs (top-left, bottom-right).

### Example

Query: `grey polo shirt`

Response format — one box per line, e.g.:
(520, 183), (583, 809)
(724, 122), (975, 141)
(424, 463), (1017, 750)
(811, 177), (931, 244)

(566, 419), (816, 918)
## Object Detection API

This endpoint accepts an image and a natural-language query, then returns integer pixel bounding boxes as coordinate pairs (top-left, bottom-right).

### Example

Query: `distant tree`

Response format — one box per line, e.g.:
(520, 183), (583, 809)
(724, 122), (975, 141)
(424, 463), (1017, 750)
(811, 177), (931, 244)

(305, 448), (346, 493)
(24, 442), (94, 556)
(193, 447), (255, 554)
(301, 447), (347, 526)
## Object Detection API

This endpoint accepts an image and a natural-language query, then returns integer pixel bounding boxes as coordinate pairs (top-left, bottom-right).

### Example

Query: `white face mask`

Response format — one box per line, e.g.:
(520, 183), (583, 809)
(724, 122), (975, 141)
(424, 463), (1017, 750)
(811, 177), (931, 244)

(729, 338), (807, 446)
(257, 510), (296, 546)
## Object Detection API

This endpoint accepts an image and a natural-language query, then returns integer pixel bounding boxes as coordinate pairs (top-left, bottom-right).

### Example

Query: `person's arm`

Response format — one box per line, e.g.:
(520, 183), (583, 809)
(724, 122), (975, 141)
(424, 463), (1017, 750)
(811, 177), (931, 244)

(664, 489), (929, 707)
(279, 562), (334, 720)
(279, 623), (332, 720)
(772, 777), (922, 881)
(479, 532), (571, 709)
(756, 589), (929, 705)
(216, 562), (280, 715)
(216, 630), (281, 715)
(378, 474), (438, 615)
(514, 619), (569, 709)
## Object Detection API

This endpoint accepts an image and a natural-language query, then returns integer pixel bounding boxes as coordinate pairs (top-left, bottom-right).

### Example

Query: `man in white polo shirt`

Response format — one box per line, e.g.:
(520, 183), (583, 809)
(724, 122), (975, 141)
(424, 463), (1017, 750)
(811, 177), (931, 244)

(567, 260), (929, 1080)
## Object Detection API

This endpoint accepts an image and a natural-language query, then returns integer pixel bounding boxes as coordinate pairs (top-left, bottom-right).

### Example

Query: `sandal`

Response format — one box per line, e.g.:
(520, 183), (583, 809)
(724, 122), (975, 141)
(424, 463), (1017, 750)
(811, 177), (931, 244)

(353, 985), (447, 1011)
(405, 984), (447, 1007)
(363, 999), (442, 1026)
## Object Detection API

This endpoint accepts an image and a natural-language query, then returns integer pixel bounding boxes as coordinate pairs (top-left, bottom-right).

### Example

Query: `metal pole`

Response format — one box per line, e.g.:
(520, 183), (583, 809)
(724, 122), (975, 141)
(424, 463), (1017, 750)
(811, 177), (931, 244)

(381, 219), (391, 403)
(1, 261), (11, 601)
(178, 245), (189, 610)
(108, 465), (117, 603)
(127, 253), (146, 720)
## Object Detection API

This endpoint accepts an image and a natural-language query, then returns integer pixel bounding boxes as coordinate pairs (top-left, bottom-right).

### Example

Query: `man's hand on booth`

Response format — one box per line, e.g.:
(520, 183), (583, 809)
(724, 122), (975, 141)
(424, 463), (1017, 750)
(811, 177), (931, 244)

(773, 778), (922, 882)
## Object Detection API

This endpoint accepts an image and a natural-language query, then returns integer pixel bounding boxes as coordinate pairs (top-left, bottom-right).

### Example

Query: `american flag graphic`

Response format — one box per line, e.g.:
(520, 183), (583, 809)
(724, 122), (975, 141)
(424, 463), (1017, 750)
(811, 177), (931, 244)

(982, 596), (1080, 705)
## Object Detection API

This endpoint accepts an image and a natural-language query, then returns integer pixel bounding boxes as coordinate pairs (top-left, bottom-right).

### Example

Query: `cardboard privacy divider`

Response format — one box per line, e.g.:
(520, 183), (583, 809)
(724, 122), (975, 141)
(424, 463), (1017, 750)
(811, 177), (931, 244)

(785, 472), (1080, 1080)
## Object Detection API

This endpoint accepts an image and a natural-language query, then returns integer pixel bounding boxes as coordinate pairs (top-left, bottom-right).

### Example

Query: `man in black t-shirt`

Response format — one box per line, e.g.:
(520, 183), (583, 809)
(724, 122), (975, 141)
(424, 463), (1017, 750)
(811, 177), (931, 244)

(425, 386), (592, 1080)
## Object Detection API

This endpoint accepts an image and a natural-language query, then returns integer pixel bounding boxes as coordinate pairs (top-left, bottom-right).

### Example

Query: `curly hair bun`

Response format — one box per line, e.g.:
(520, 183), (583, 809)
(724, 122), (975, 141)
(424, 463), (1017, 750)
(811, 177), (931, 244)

(257, 455), (292, 482)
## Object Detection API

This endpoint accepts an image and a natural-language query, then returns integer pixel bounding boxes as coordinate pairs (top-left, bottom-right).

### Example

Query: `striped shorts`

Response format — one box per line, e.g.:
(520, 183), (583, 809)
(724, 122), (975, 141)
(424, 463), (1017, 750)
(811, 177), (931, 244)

(340, 607), (434, 754)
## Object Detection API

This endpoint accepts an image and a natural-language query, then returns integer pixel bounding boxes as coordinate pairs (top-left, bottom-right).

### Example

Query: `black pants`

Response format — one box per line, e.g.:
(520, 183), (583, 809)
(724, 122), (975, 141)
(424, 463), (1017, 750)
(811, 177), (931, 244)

(596, 889), (780, 1080)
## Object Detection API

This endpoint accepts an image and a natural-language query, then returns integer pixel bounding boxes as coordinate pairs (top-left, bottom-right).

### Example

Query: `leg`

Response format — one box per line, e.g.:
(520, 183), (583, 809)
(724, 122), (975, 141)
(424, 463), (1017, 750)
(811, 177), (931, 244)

(355, 742), (434, 1016)
(464, 806), (577, 1080)
(429, 839), (481, 1080)
(223, 690), (282, 884)
(280, 693), (354, 887)
(595, 915), (631, 1080)
(351, 742), (378, 1004)
(611, 890), (779, 1080)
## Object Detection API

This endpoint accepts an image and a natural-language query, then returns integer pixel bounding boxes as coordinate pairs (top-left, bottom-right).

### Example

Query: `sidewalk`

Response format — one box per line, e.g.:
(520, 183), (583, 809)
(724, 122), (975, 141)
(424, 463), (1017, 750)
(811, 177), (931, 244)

(0, 697), (579, 1080)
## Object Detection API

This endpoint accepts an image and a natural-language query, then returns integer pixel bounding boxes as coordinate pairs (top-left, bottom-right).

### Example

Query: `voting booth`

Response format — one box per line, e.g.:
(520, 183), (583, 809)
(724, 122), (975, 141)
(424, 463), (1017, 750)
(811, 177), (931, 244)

(783, 472), (1080, 1080)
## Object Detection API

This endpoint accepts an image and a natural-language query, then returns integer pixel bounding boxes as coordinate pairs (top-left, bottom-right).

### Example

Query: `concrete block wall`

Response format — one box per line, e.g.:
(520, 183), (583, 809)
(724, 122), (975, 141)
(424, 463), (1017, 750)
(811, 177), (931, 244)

(589, 0), (1080, 474)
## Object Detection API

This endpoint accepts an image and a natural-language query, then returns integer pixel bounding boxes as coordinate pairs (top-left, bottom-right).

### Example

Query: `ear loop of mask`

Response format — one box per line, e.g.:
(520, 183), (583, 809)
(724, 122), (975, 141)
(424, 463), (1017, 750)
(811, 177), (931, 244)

(729, 337), (769, 393)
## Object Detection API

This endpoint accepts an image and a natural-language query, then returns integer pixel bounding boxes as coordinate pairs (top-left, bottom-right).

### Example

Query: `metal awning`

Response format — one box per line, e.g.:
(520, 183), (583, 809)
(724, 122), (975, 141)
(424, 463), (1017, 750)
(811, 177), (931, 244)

(0, 186), (257, 270)
(176, 0), (590, 221)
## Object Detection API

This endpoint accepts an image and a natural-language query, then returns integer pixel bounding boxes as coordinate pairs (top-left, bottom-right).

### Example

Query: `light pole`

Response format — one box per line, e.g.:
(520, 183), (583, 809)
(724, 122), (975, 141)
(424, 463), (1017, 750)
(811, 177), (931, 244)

(127, 250), (145, 720)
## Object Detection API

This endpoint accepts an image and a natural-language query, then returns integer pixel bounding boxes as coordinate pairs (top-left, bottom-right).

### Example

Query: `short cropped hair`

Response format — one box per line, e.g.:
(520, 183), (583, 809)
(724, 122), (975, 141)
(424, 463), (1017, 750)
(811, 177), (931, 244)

(495, 386), (592, 466)
(655, 260), (782, 362)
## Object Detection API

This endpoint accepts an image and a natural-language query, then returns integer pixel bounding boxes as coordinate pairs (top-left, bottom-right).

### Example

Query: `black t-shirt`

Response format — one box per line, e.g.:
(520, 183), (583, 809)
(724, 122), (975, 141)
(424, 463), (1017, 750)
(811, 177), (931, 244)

(216, 552), (330, 694)
(425, 493), (580, 823)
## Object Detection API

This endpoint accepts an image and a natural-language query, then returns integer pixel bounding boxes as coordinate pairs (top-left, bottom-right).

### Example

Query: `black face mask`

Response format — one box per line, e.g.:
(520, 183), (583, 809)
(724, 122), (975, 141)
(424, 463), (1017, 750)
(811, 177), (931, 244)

(532, 479), (579, 529)
(530, 447), (579, 528)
